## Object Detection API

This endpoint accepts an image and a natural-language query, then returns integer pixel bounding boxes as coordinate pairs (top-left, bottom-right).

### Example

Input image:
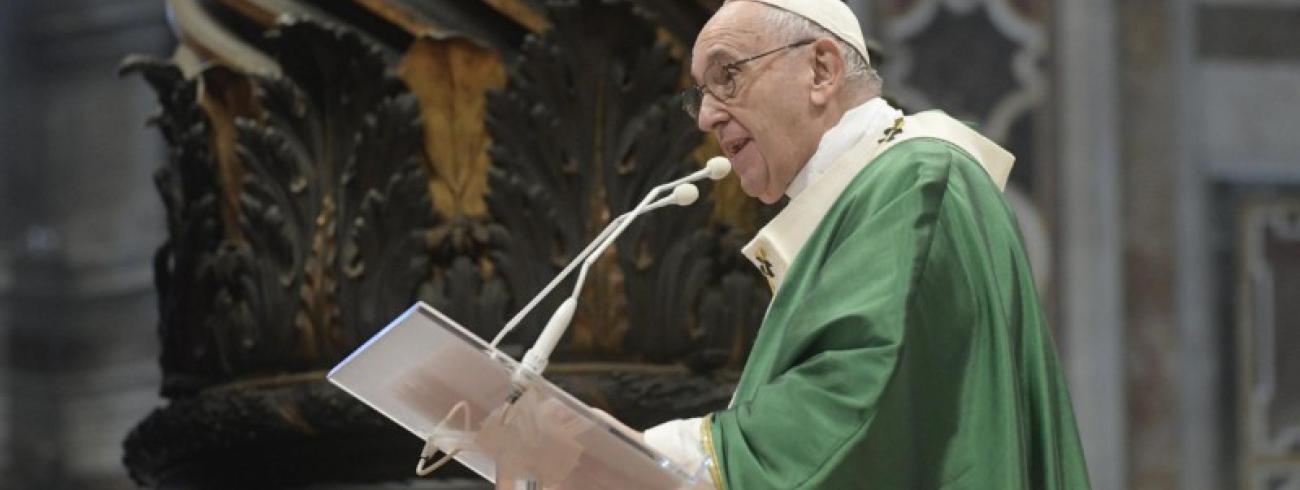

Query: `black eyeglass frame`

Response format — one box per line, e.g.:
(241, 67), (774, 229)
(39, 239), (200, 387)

(681, 38), (817, 120)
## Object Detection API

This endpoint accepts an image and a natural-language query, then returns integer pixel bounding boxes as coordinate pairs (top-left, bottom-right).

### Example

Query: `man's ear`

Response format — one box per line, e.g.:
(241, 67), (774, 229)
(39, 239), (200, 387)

(809, 38), (844, 106)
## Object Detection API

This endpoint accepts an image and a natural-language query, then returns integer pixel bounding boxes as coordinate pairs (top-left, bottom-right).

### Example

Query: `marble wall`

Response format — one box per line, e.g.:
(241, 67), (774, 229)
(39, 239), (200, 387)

(1081, 0), (1300, 489)
(869, 0), (1300, 489)
(1195, 1), (1300, 489)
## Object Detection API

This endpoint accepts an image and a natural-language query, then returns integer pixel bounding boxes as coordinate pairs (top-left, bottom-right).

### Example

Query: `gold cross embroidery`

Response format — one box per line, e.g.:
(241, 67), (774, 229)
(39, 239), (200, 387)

(755, 248), (779, 292)
(878, 117), (905, 144)
(755, 248), (776, 279)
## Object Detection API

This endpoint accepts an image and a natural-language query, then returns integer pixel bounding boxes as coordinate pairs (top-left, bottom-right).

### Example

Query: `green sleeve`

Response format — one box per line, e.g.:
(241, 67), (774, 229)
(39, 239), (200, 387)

(709, 148), (956, 490)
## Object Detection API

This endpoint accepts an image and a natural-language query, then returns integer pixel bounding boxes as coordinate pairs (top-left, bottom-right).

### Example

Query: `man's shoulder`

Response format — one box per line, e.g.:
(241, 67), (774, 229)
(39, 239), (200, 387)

(869, 110), (1014, 189)
(873, 136), (976, 165)
(847, 138), (968, 192)
(828, 136), (1006, 224)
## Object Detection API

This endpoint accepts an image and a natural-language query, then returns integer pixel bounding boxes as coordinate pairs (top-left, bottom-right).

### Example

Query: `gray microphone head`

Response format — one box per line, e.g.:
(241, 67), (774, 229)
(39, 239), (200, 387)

(671, 184), (700, 206)
(705, 157), (732, 180)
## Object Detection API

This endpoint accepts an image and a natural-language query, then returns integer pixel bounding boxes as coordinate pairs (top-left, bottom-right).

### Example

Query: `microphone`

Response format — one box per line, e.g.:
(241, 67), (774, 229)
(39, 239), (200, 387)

(517, 183), (699, 382)
(702, 156), (732, 180)
(647, 182), (700, 209)
(497, 158), (731, 407)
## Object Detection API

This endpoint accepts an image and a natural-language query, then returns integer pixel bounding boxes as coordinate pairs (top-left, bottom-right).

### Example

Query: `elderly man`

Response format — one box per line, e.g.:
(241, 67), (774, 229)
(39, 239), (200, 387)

(637, 1), (1093, 489)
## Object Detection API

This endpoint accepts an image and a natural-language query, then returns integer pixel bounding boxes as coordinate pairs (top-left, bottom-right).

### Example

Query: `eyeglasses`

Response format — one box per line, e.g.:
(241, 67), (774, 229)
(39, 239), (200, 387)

(681, 39), (815, 120)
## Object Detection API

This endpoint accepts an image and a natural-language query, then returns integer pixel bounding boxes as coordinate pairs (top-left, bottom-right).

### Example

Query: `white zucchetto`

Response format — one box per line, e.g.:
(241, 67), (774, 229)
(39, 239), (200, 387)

(744, 0), (871, 65)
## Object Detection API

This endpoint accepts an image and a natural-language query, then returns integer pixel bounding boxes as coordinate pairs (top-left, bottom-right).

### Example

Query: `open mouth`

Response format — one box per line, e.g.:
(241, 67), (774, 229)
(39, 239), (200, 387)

(725, 138), (751, 158)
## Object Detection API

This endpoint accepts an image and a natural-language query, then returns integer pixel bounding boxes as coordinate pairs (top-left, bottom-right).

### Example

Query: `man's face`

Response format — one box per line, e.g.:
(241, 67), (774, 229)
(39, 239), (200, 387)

(691, 2), (816, 204)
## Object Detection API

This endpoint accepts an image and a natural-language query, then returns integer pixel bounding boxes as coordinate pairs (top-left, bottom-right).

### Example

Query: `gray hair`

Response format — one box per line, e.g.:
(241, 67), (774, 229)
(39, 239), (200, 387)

(753, 3), (883, 96)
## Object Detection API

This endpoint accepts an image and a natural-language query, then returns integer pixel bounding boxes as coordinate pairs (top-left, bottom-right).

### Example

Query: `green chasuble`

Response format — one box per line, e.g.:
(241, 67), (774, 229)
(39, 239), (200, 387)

(706, 135), (1091, 489)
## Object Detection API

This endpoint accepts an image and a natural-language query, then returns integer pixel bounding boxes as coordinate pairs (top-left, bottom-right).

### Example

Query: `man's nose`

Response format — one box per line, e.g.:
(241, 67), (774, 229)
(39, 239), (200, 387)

(696, 93), (729, 132)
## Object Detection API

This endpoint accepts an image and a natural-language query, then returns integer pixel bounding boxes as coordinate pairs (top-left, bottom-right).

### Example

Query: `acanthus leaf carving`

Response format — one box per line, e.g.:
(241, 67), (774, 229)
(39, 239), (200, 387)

(120, 56), (232, 395)
(231, 19), (439, 370)
(129, 19), (443, 390)
(486, 0), (753, 360)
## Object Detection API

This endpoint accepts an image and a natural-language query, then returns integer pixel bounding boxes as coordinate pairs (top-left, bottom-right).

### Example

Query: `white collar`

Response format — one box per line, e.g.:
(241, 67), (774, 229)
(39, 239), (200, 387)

(785, 98), (904, 199)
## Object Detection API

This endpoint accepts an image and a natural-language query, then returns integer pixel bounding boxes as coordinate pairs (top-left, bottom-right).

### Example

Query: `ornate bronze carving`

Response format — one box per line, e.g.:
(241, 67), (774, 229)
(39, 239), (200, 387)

(126, 20), (439, 395)
(123, 1), (778, 486)
(486, 0), (709, 358)
(123, 20), (449, 486)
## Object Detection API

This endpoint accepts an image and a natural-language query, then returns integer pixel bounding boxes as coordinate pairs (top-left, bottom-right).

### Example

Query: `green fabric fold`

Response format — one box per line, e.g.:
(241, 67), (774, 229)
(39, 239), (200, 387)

(711, 139), (1090, 490)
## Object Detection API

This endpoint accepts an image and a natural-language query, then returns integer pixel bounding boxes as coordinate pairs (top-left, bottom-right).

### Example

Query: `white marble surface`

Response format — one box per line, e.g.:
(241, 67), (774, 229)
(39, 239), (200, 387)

(1057, 1), (1127, 489)
(1200, 61), (1300, 180)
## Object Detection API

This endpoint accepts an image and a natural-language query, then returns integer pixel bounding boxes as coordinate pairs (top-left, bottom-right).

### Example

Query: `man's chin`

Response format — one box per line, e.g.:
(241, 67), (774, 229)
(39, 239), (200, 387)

(737, 180), (782, 204)
(756, 191), (783, 205)
(739, 183), (781, 204)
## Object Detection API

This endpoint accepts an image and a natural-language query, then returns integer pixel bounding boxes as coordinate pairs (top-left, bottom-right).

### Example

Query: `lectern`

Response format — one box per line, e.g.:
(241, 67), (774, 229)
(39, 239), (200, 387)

(329, 302), (712, 490)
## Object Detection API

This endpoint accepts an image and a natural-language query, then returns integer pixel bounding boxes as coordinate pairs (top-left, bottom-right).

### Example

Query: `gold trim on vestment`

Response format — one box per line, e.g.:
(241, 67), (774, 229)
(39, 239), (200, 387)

(701, 414), (727, 490)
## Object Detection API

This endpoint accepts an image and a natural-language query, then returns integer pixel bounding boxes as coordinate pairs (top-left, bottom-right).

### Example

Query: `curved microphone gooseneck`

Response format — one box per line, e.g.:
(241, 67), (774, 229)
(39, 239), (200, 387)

(500, 157), (732, 406)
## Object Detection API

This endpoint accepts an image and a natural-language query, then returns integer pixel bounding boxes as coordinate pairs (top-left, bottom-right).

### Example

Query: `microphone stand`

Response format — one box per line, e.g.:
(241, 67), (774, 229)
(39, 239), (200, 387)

(497, 157), (731, 408)
(411, 158), (730, 486)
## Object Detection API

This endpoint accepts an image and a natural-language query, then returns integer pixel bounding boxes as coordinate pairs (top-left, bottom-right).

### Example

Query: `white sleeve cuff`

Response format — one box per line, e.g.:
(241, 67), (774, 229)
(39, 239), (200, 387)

(643, 417), (707, 474)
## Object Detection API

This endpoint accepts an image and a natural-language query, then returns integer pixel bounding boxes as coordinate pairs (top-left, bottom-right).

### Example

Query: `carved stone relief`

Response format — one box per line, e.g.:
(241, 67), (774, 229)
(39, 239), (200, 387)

(1239, 200), (1300, 490)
